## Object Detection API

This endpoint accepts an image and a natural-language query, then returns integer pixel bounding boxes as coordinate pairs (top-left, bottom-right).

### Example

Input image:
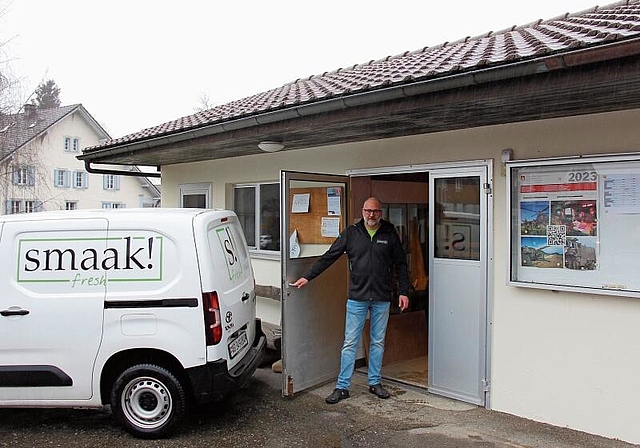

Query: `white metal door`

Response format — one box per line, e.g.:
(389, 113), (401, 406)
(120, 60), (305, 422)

(281, 171), (350, 396)
(428, 165), (490, 405)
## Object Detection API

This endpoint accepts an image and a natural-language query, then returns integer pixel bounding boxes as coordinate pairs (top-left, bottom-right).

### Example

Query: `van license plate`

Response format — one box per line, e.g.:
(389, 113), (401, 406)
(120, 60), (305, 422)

(228, 330), (249, 359)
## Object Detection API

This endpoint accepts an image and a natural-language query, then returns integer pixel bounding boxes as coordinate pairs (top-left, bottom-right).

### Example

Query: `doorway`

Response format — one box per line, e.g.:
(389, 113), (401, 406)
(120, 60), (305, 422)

(351, 172), (430, 388)
(281, 163), (491, 406)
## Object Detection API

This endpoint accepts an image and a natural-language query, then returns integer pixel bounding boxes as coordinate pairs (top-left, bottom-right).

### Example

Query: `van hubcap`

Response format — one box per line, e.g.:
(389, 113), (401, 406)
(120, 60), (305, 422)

(122, 376), (172, 428)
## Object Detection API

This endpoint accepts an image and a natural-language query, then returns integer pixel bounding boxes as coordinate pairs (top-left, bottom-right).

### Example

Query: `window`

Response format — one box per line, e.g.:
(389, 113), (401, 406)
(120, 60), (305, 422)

(13, 166), (35, 186)
(64, 136), (80, 152)
(24, 201), (35, 213)
(65, 201), (77, 210)
(54, 169), (71, 188)
(233, 182), (280, 252)
(74, 171), (88, 189)
(102, 202), (125, 209)
(6, 199), (40, 214)
(508, 155), (640, 298)
(179, 183), (211, 208)
(103, 174), (120, 190)
(8, 200), (21, 214)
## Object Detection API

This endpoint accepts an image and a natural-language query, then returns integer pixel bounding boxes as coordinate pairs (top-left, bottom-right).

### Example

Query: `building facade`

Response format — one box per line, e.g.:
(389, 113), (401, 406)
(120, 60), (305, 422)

(0, 104), (159, 213)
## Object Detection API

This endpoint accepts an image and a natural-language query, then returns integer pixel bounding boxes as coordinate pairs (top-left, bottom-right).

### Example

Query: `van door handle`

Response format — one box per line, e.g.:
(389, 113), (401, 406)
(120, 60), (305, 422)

(1, 309), (30, 317)
(241, 292), (250, 302)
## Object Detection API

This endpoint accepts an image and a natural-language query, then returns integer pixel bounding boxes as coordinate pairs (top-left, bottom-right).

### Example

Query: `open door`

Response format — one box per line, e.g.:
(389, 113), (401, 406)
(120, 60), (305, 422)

(428, 164), (490, 405)
(280, 171), (350, 396)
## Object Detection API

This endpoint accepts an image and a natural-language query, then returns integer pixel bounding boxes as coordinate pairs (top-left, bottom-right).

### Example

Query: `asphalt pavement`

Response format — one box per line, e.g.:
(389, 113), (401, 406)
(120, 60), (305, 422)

(0, 352), (637, 447)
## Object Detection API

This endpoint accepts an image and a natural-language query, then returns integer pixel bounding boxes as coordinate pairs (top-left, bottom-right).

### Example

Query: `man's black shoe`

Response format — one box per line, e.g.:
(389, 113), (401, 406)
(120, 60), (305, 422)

(369, 384), (391, 399)
(325, 388), (350, 404)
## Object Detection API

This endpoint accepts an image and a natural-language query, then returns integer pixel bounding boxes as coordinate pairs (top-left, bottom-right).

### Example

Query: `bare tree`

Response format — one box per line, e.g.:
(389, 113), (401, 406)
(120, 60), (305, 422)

(0, 9), (53, 213)
(194, 92), (214, 113)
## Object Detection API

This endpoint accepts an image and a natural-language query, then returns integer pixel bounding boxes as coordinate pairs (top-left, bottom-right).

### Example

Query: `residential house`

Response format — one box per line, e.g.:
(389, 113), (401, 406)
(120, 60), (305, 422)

(0, 104), (159, 213)
(79, 1), (640, 444)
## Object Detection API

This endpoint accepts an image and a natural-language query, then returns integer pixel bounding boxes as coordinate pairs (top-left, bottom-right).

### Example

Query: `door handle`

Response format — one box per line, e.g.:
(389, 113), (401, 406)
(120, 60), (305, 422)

(241, 292), (250, 302)
(1, 309), (30, 317)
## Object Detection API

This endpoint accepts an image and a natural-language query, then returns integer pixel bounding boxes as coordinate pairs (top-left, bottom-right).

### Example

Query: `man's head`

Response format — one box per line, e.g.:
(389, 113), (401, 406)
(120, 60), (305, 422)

(362, 197), (383, 230)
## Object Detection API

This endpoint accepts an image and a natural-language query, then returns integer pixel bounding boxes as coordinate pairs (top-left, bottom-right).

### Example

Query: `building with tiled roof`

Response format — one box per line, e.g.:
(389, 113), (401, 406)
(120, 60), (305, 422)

(79, 1), (640, 444)
(0, 104), (159, 213)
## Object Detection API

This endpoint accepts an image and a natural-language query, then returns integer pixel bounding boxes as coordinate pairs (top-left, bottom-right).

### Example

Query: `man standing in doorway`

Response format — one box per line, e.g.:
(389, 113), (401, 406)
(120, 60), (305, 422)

(292, 197), (410, 404)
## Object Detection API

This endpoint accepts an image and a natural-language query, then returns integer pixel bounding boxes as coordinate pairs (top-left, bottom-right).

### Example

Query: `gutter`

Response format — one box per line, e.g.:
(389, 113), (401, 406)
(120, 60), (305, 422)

(79, 37), (640, 177)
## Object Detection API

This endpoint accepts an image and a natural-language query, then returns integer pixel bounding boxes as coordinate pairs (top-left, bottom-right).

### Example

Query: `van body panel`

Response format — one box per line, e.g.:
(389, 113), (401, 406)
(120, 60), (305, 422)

(0, 209), (264, 421)
(0, 217), (108, 401)
(196, 214), (257, 370)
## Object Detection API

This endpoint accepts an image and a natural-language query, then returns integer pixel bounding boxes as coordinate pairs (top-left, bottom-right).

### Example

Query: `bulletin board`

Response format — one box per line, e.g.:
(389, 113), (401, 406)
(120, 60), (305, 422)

(289, 186), (345, 244)
(507, 155), (640, 298)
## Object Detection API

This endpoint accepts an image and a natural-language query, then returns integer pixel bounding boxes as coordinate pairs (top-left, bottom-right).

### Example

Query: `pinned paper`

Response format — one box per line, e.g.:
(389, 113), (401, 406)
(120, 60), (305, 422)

(290, 229), (301, 258)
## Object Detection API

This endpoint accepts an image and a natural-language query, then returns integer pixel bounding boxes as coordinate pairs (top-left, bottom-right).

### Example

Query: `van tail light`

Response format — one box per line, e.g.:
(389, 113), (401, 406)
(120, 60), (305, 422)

(203, 291), (222, 345)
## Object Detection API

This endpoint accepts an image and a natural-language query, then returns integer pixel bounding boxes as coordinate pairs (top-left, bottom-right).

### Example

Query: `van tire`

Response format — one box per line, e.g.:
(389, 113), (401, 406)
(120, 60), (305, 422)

(110, 364), (186, 439)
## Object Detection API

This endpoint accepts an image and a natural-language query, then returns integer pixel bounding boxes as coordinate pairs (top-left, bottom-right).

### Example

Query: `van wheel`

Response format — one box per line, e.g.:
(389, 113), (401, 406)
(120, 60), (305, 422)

(110, 364), (186, 439)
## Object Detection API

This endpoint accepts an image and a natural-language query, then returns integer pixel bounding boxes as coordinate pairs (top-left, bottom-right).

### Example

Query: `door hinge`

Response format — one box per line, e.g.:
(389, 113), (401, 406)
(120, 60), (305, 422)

(482, 379), (491, 392)
(483, 183), (492, 195)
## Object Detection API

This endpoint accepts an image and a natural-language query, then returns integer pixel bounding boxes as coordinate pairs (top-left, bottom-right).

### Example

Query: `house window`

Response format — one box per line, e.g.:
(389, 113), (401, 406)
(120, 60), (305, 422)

(233, 182), (280, 251)
(74, 171), (88, 189)
(13, 166), (35, 186)
(179, 183), (211, 208)
(6, 199), (40, 214)
(24, 201), (36, 213)
(102, 202), (125, 209)
(64, 136), (80, 152)
(8, 200), (21, 214)
(103, 174), (120, 190)
(54, 169), (71, 188)
(65, 201), (77, 210)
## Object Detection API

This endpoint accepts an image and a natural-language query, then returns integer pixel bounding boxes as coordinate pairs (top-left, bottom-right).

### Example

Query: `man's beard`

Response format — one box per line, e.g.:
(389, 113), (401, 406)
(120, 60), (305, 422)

(366, 218), (380, 227)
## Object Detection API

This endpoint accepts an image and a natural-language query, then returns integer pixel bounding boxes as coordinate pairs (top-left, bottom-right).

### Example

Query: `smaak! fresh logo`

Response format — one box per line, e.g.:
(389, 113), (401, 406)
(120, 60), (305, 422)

(16, 235), (164, 287)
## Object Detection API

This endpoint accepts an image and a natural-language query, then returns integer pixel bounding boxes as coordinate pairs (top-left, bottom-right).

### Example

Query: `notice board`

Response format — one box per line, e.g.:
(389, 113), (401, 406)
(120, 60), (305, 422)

(507, 155), (640, 297)
(289, 186), (344, 244)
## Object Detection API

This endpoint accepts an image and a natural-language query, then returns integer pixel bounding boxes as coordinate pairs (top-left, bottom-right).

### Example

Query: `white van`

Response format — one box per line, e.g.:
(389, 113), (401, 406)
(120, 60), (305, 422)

(0, 208), (266, 438)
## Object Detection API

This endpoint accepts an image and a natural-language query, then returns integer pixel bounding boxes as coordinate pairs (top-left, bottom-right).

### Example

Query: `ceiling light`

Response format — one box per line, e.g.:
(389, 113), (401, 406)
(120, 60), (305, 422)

(258, 141), (285, 152)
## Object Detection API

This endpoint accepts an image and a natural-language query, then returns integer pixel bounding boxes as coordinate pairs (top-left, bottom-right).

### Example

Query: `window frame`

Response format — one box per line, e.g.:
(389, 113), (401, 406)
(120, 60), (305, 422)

(179, 182), (211, 208)
(233, 181), (280, 255)
(74, 171), (88, 189)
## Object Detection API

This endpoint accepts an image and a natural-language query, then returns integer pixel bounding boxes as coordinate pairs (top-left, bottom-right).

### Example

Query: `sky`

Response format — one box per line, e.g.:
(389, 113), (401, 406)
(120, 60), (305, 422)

(1, 0), (598, 139)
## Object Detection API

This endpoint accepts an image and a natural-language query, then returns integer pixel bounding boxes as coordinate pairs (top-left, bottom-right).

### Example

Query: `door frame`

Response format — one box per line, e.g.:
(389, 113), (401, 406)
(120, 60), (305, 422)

(348, 160), (493, 408)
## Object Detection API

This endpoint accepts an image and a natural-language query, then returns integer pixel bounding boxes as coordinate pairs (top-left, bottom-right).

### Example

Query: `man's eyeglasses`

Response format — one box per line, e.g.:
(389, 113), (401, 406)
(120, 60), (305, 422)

(362, 209), (382, 215)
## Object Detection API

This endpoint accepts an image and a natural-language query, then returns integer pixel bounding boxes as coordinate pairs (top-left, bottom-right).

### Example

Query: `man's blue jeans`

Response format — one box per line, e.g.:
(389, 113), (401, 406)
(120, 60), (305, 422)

(336, 299), (390, 390)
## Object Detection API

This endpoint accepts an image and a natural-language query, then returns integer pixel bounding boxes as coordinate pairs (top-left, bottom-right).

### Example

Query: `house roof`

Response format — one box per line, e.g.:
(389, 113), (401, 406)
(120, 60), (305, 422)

(0, 104), (109, 162)
(81, 0), (640, 166)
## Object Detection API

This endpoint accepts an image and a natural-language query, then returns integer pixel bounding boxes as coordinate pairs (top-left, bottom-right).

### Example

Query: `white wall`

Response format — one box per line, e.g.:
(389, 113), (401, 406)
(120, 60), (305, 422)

(163, 108), (640, 443)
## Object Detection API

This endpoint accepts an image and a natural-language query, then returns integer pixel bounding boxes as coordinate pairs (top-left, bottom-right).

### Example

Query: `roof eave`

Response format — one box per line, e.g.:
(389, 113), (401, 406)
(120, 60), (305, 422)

(79, 36), (640, 165)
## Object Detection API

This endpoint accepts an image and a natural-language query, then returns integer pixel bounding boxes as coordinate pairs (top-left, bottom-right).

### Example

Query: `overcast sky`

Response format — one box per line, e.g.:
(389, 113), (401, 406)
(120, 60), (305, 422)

(1, 0), (597, 138)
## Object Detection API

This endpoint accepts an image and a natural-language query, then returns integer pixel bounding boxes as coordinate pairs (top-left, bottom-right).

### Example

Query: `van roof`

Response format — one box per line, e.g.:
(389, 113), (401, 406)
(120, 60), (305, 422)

(0, 208), (235, 224)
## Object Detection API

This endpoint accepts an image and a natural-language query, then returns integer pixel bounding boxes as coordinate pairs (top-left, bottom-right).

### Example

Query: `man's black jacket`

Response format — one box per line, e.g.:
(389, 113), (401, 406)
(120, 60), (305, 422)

(303, 218), (410, 302)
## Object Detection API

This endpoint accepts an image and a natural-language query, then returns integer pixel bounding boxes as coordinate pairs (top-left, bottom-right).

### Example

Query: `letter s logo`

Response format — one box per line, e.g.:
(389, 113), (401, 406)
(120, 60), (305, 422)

(451, 232), (466, 252)
(224, 227), (238, 265)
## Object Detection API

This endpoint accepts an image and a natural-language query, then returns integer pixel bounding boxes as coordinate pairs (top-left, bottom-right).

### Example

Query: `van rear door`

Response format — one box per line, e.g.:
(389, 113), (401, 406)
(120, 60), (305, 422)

(0, 218), (108, 402)
(197, 212), (256, 369)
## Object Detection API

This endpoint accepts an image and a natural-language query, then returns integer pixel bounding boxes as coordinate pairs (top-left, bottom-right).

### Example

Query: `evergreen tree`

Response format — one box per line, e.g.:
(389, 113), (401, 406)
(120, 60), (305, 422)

(34, 79), (61, 109)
